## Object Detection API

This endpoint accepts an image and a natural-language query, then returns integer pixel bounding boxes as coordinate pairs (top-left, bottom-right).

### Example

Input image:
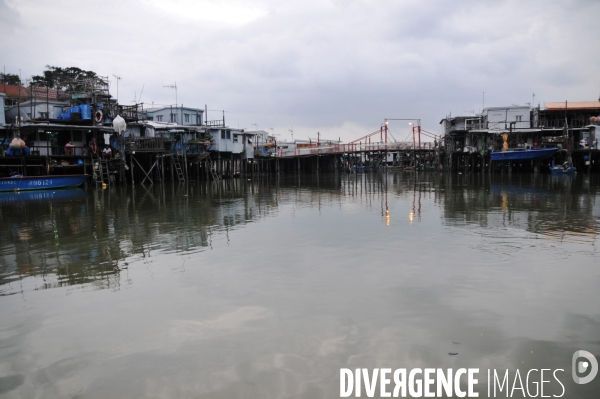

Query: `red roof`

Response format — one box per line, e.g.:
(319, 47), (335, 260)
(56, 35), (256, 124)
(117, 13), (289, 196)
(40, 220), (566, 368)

(31, 86), (59, 99)
(545, 101), (600, 110)
(0, 84), (29, 97)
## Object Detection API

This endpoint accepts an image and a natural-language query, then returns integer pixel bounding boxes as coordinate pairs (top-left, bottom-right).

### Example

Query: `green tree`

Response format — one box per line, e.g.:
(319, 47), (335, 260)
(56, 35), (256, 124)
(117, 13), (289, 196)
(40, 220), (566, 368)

(0, 72), (22, 86)
(31, 65), (106, 91)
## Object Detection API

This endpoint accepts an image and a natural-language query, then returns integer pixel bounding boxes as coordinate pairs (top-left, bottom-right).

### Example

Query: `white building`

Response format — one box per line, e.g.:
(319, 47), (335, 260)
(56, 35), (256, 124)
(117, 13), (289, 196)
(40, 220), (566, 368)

(482, 105), (531, 131)
(146, 106), (204, 126)
(207, 128), (255, 158)
(4, 100), (69, 123)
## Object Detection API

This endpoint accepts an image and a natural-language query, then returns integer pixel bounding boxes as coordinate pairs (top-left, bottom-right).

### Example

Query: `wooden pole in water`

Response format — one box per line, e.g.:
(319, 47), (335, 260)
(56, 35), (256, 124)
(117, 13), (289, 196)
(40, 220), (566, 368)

(130, 154), (135, 184)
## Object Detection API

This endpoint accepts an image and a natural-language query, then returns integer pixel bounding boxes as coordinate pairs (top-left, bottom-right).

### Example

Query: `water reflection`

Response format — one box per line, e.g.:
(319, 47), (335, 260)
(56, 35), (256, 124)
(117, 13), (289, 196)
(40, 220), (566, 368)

(438, 174), (600, 244)
(0, 179), (281, 296)
(1, 174), (599, 297)
(0, 173), (599, 398)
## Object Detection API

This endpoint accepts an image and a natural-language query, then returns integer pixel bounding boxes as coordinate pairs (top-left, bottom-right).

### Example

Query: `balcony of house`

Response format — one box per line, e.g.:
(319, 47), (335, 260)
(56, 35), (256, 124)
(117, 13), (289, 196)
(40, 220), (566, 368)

(538, 118), (589, 129)
(121, 104), (148, 122)
(124, 137), (168, 153)
(204, 120), (225, 128)
(465, 122), (487, 131)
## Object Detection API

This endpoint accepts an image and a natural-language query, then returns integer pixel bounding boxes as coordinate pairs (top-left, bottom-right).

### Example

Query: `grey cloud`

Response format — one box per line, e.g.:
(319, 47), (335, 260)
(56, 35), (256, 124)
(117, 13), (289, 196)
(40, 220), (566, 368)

(1, 0), (600, 139)
(0, 0), (20, 33)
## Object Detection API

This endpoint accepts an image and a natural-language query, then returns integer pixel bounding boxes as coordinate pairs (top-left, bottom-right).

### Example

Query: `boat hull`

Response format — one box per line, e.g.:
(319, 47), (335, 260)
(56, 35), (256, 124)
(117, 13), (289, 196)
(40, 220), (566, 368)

(490, 148), (558, 161)
(550, 166), (576, 174)
(0, 175), (89, 192)
(0, 188), (87, 204)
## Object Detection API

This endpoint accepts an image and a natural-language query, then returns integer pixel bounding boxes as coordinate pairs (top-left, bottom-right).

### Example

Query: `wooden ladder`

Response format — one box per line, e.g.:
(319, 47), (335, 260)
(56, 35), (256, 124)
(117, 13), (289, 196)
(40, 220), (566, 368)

(207, 157), (220, 180)
(173, 156), (185, 182)
(100, 159), (110, 185)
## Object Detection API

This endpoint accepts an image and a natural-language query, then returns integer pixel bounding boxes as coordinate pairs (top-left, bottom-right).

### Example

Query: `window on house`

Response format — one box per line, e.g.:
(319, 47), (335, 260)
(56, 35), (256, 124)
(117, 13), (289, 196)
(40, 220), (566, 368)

(226, 131), (231, 140)
(516, 115), (522, 122)
(147, 116), (154, 121)
(233, 135), (239, 143)
(156, 115), (163, 122)
(221, 130), (226, 139)
(184, 113), (190, 123)
(196, 115), (202, 125)
(170, 114), (177, 123)
(39, 112), (49, 119)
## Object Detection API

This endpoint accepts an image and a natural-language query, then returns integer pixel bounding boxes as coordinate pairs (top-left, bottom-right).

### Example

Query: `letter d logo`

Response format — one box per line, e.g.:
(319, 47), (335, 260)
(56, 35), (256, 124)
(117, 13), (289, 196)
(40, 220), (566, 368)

(572, 350), (598, 384)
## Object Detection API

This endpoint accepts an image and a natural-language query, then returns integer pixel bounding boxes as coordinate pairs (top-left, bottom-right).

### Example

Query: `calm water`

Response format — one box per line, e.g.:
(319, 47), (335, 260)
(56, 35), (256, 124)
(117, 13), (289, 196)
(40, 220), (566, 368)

(1, 173), (599, 398)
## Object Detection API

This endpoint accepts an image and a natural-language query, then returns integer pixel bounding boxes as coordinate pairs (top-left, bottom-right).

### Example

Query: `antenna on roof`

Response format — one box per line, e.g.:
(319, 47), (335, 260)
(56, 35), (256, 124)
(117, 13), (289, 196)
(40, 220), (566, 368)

(138, 84), (144, 103)
(163, 82), (177, 107)
(112, 74), (122, 102)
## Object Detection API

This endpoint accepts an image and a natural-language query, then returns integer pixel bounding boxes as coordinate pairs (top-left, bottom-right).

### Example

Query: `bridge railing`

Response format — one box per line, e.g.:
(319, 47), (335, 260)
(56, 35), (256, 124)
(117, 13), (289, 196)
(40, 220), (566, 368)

(276, 142), (437, 157)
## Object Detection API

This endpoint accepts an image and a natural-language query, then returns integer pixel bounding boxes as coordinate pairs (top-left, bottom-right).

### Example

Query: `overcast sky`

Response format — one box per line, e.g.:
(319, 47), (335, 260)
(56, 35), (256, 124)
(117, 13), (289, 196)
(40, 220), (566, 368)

(2, 0), (599, 142)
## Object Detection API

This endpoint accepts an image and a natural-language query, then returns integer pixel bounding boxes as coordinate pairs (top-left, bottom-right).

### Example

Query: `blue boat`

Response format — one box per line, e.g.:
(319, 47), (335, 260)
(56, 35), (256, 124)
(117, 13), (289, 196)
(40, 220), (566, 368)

(0, 188), (87, 204)
(490, 148), (558, 161)
(550, 166), (576, 174)
(0, 174), (89, 192)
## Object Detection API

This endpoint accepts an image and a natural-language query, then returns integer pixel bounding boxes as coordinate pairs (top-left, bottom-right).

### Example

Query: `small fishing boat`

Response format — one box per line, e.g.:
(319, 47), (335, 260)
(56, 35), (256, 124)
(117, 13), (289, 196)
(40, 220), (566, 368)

(550, 164), (576, 174)
(490, 147), (558, 161)
(549, 147), (576, 174)
(0, 174), (89, 192)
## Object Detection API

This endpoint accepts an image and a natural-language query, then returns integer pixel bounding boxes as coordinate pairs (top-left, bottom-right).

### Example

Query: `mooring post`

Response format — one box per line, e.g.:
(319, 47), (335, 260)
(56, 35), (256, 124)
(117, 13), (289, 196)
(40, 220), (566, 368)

(170, 155), (174, 181)
(130, 154), (135, 185)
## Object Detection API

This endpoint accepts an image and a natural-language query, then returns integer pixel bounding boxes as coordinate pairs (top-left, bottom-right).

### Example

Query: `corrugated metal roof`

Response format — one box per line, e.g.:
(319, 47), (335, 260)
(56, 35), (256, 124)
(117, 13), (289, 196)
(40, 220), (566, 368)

(545, 101), (600, 110)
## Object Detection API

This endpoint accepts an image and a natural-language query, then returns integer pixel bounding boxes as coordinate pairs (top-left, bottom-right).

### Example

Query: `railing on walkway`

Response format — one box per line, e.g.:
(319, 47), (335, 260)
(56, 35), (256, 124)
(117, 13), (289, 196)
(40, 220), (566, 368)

(276, 142), (439, 158)
(12, 144), (88, 157)
(205, 120), (225, 128)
